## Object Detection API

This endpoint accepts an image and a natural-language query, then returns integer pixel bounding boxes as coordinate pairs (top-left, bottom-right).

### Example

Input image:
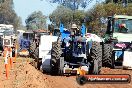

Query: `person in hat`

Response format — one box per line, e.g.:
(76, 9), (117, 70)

(71, 24), (81, 36)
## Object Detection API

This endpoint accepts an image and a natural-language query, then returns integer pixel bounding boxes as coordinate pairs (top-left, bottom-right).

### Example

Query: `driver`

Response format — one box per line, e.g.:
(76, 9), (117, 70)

(119, 22), (128, 33)
(71, 24), (80, 36)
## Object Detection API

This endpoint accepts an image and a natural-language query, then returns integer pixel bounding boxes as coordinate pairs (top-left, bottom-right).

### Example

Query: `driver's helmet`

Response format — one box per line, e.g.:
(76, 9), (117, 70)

(119, 23), (128, 32)
(119, 23), (126, 28)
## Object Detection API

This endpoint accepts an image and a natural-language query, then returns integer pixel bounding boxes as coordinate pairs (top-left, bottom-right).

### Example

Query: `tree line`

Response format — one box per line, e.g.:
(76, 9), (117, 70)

(0, 0), (21, 29)
(1, 0), (132, 34)
(47, 0), (132, 36)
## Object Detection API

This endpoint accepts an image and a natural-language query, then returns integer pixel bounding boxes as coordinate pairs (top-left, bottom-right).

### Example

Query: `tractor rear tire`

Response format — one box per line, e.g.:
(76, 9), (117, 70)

(37, 59), (42, 70)
(89, 42), (102, 75)
(30, 41), (36, 58)
(50, 42), (62, 75)
(33, 47), (38, 69)
(29, 41), (33, 58)
(34, 59), (37, 69)
(34, 47), (42, 70)
(102, 43), (114, 68)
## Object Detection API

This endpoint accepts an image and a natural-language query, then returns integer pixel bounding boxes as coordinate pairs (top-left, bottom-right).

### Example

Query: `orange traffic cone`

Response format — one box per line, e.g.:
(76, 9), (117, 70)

(9, 47), (13, 69)
(9, 58), (12, 69)
(4, 50), (9, 79)
(5, 64), (9, 79)
(3, 47), (8, 68)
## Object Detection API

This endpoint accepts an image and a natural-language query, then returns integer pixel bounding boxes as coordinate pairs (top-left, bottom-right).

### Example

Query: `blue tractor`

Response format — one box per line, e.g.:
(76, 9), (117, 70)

(19, 31), (34, 56)
(50, 23), (103, 75)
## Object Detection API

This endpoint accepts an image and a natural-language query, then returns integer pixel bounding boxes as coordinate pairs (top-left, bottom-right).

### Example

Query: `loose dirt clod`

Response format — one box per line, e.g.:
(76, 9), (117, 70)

(26, 71), (28, 74)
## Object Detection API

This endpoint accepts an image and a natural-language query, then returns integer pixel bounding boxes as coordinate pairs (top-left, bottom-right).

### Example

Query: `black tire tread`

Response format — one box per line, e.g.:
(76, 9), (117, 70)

(29, 41), (36, 58)
(103, 43), (113, 68)
(89, 42), (102, 74)
(50, 41), (62, 75)
(33, 47), (41, 70)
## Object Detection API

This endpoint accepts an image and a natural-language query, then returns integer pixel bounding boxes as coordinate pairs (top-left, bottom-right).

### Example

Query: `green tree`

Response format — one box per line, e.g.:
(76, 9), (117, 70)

(0, 0), (4, 3)
(0, 0), (21, 29)
(49, 0), (92, 10)
(105, 0), (132, 4)
(86, 3), (132, 35)
(25, 11), (47, 30)
(49, 5), (73, 28)
(128, 0), (132, 3)
(49, 5), (85, 28)
(48, 0), (93, 23)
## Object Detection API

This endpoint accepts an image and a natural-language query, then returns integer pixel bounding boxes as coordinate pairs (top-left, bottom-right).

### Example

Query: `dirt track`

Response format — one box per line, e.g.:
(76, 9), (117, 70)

(0, 57), (132, 88)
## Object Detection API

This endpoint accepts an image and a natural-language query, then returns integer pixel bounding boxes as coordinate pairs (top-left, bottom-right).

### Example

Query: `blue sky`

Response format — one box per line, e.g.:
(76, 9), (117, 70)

(13, 0), (104, 26)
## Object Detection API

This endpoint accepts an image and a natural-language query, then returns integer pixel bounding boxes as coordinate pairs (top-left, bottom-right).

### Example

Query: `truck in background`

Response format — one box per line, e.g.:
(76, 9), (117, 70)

(0, 24), (16, 56)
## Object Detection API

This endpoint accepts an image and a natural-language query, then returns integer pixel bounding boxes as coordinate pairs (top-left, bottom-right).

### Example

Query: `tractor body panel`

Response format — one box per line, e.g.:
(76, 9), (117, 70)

(113, 33), (132, 42)
(123, 51), (132, 69)
(39, 35), (58, 58)
(40, 35), (58, 72)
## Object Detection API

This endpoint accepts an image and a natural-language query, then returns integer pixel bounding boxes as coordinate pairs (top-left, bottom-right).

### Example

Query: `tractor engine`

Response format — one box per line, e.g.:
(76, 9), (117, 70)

(72, 36), (86, 59)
